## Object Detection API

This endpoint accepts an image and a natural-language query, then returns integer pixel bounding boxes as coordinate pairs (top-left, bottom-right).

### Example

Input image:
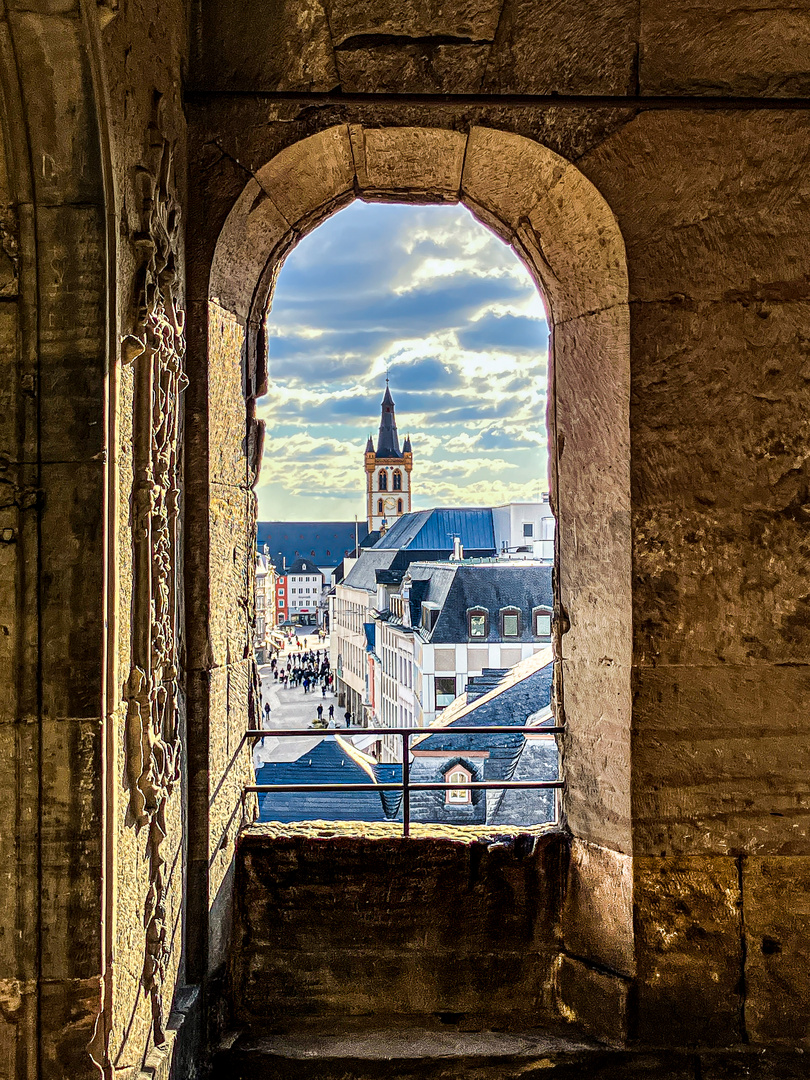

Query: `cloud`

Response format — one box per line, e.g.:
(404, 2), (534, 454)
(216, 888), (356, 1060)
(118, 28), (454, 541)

(256, 201), (550, 520)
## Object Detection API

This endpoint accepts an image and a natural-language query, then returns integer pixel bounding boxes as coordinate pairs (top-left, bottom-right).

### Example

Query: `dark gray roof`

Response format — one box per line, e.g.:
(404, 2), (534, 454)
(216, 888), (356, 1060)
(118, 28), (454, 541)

(489, 739), (558, 826)
(411, 657), (556, 826)
(375, 384), (402, 458)
(407, 563), (457, 625)
(286, 556), (322, 576)
(342, 548), (455, 595)
(342, 549), (402, 592)
(427, 563), (553, 643)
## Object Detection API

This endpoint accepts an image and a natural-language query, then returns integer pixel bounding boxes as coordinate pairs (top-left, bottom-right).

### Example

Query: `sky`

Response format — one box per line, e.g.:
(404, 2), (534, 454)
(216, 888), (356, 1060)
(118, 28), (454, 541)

(256, 201), (550, 522)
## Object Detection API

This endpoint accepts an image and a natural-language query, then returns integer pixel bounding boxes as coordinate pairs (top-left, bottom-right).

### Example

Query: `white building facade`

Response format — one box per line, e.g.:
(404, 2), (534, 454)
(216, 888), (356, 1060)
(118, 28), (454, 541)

(374, 561), (554, 761)
(284, 556), (324, 625)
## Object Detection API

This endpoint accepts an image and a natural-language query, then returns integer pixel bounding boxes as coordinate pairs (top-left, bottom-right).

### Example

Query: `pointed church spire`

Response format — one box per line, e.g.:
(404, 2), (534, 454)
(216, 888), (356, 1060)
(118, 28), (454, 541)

(365, 434), (374, 453)
(376, 381), (402, 458)
(403, 434), (412, 454)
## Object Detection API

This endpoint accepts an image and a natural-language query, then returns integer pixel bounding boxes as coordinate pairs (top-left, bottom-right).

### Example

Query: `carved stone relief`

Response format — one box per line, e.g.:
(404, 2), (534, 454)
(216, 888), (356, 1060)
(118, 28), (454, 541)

(122, 94), (187, 1047)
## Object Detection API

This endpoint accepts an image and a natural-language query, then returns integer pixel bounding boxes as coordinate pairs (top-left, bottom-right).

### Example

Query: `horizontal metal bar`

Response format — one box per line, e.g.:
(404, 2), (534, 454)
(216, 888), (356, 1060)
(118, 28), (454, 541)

(245, 726), (564, 737)
(246, 781), (564, 793)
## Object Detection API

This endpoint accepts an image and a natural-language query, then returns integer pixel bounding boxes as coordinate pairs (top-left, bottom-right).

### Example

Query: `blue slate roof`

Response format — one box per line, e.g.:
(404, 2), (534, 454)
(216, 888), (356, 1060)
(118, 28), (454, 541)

(256, 737), (391, 823)
(373, 509), (496, 553)
(257, 521), (369, 569)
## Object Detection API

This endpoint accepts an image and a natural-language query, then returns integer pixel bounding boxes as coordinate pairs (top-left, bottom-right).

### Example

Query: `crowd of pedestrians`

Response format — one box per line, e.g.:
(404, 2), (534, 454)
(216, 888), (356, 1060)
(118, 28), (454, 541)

(260, 633), (355, 731)
(270, 645), (332, 697)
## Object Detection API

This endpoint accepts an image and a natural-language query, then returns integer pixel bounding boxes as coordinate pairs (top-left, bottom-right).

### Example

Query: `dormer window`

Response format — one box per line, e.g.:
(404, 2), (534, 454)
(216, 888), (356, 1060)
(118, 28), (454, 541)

(421, 603), (439, 633)
(467, 607), (488, 639)
(500, 607), (521, 637)
(445, 765), (472, 803)
(379, 471), (388, 491)
(533, 607), (552, 639)
(393, 471), (402, 490)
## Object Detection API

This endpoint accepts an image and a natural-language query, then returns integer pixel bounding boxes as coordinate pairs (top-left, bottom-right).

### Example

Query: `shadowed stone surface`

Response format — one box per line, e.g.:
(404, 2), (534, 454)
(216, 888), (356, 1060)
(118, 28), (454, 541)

(231, 830), (567, 1032)
(5, 1), (810, 1077)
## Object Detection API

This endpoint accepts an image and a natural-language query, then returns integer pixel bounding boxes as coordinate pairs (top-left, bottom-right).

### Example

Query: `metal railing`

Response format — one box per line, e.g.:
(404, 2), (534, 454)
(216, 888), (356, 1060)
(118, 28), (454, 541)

(244, 724), (564, 836)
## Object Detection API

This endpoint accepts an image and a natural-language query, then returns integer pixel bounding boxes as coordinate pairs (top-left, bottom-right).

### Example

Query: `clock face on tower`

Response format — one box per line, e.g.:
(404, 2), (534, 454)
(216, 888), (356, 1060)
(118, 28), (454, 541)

(383, 497), (396, 511)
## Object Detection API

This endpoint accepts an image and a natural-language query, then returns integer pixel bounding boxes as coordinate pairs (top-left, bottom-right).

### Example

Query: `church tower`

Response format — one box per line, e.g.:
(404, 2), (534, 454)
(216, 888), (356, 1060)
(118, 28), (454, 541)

(365, 381), (413, 532)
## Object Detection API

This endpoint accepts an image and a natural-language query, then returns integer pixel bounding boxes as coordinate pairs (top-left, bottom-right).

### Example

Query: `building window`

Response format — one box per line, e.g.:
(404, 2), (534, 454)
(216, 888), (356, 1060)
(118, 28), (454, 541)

(533, 608), (552, 639)
(378, 499), (383, 514)
(393, 471), (402, 491)
(397, 498), (403, 514)
(379, 471), (388, 491)
(467, 608), (489, 639)
(421, 604), (439, 633)
(501, 608), (521, 637)
(445, 766), (472, 803)
(523, 523), (534, 537)
(435, 676), (457, 709)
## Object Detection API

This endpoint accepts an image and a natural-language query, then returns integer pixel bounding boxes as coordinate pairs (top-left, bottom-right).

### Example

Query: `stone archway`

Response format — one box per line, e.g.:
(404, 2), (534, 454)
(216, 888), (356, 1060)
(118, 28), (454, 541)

(192, 123), (632, 1021)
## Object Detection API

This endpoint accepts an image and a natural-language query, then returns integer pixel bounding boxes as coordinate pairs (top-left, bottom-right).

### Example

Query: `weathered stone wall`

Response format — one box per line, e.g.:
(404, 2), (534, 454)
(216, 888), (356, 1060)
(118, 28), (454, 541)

(190, 0), (810, 1052)
(231, 829), (567, 1032)
(0, 5), (107, 1076)
(0, 1), (200, 1077)
(0, 2), (808, 1077)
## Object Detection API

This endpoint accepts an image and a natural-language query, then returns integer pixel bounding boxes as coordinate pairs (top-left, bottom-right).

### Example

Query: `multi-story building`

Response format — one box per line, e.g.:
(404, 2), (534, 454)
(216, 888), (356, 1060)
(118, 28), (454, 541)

(330, 504), (556, 731)
(254, 551), (273, 661)
(373, 560), (553, 760)
(284, 556), (324, 626)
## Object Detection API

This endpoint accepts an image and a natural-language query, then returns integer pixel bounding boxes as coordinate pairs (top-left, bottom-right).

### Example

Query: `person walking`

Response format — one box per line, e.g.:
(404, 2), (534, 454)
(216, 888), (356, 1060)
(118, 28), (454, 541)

(344, 709), (351, 728)
(316, 704), (323, 721)
(263, 702), (271, 726)
(303, 676), (310, 694)
(328, 704), (334, 722)
(321, 682), (327, 698)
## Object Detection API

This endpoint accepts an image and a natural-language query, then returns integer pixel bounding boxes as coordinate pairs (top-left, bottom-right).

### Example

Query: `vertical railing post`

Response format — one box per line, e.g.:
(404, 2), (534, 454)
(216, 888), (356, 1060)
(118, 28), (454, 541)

(402, 732), (410, 837)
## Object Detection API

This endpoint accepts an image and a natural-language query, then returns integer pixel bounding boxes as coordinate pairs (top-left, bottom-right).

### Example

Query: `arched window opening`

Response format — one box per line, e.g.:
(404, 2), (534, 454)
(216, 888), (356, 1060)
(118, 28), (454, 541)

(467, 607), (489, 640)
(397, 499), (403, 514)
(500, 607), (521, 638)
(207, 129), (629, 848)
(379, 471), (387, 491)
(533, 606), (553, 640)
(393, 471), (402, 491)
(199, 127), (631, 1050)
(445, 765), (472, 804)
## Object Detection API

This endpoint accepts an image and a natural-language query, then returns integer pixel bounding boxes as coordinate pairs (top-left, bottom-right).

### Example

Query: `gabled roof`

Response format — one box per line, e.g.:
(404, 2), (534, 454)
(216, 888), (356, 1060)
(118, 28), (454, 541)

(286, 556), (322, 576)
(373, 508), (496, 552)
(257, 521), (369, 569)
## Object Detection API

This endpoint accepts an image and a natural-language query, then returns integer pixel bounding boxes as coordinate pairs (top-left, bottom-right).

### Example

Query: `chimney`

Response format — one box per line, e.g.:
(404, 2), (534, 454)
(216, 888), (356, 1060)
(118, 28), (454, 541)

(452, 536), (463, 561)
